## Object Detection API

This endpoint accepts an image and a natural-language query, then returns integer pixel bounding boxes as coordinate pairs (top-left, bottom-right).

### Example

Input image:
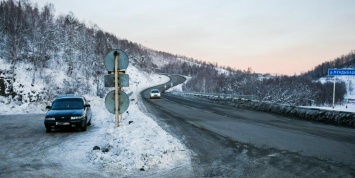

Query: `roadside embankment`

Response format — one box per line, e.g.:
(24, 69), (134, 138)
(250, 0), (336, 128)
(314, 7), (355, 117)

(179, 93), (355, 128)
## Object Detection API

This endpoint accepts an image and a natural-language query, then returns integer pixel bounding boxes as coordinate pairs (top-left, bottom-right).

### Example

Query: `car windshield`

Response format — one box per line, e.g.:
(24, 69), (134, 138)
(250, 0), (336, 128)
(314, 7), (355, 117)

(151, 90), (160, 93)
(51, 99), (84, 110)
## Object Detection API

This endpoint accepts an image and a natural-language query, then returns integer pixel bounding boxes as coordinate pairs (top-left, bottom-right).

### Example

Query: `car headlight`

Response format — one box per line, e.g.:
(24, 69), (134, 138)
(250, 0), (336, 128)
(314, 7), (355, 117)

(45, 118), (55, 120)
(71, 116), (84, 120)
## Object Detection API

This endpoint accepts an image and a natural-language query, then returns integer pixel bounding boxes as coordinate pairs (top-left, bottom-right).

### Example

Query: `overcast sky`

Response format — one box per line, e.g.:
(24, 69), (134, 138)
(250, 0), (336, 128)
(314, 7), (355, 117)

(35, 0), (355, 75)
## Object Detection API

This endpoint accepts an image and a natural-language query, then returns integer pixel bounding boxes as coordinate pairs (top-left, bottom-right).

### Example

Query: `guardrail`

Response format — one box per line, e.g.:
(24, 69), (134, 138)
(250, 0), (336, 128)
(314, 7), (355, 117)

(168, 91), (256, 101)
(168, 91), (355, 128)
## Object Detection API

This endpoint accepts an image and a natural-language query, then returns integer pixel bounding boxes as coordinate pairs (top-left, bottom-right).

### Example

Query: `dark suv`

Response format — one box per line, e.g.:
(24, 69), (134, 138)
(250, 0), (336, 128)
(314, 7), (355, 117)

(44, 95), (92, 133)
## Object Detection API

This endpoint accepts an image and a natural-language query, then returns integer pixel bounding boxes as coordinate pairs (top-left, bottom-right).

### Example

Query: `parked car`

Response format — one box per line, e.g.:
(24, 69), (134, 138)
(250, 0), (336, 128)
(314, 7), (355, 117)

(44, 95), (92, 133)
(150, 89), (161, 99)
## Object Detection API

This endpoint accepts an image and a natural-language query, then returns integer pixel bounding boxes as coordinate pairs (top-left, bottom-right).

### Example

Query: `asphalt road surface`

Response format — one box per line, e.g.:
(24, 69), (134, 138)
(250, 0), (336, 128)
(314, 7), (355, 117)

(141, 74), (355, 177)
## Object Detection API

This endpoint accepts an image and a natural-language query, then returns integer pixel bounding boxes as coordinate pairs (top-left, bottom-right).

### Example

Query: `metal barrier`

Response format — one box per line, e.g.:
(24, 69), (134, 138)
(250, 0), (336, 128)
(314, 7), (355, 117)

(168, 91), (255, 101)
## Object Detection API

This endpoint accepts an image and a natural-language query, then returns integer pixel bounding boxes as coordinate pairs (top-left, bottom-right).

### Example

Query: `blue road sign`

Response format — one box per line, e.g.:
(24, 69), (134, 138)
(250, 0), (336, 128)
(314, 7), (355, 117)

(328, 69), (355, 76)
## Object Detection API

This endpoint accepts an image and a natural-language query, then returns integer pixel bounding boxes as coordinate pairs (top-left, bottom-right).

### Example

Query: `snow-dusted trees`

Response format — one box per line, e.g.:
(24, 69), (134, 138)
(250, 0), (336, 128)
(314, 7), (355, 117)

(0, 0), (28, 77)
(161, 60), (346, 105)
(92, 29), (108, 97)
(56, 12), (82, 77)
(26, 3), (58, 84)
(0, 0), (152, 99)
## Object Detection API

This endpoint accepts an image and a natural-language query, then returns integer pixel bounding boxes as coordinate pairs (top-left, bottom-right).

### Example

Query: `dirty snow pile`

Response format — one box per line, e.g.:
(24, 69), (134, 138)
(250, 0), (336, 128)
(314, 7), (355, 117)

(87, 65), (191, 172)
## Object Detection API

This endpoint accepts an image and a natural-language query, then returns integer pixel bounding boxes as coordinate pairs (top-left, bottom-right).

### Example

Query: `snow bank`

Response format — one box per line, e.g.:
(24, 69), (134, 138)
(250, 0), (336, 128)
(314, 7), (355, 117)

(86, 65), (191, 173)
(88, 96), (190, 171)
(0, 99), (45, 114)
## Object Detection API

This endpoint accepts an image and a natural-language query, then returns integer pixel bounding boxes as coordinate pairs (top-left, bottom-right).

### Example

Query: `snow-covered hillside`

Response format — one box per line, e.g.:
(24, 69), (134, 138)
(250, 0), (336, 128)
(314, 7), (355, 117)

(0, 58), (191, 174)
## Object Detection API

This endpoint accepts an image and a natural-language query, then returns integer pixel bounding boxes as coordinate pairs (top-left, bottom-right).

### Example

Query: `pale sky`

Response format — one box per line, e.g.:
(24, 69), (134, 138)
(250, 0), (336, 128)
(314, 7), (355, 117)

(35, 0), (355, 75)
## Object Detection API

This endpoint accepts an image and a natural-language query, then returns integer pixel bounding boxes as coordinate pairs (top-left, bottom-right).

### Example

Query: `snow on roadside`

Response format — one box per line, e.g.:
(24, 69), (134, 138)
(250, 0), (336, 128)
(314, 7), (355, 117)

(0, 94), (45, 114)
(301, 103), (355, 112)
(86, 65), (191, 173)
(87, 95), (190, 172)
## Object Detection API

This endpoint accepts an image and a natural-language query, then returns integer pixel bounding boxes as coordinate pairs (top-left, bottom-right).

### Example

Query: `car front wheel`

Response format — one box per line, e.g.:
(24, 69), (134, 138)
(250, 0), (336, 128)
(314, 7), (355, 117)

(46, 127), (51, 133)
(80, 118), (87, 131)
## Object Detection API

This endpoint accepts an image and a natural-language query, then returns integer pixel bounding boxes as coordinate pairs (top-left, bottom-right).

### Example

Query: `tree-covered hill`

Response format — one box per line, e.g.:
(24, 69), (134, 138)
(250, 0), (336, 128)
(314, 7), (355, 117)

(0, 0), (349, 106)
(0, 0), (182, 99)
(301, 50), (355, 79)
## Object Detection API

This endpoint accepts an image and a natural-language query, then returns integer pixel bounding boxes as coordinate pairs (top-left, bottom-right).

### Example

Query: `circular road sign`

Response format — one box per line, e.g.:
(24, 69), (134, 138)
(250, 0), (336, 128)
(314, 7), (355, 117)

(104, 49), (129, 71)
(104, 90), (130, 114)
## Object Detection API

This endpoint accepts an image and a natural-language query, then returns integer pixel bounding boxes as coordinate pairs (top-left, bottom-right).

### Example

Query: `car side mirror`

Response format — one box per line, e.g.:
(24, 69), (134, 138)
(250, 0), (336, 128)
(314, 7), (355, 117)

(85, 104), (91, 108)
(46, 106), (51, 110)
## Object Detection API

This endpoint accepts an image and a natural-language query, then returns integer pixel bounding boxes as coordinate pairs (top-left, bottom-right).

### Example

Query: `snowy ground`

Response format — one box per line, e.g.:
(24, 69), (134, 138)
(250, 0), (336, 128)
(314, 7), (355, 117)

(301, 103), (355, 112)
(0, 61), (191, 174)
(86, 66), (191, 173)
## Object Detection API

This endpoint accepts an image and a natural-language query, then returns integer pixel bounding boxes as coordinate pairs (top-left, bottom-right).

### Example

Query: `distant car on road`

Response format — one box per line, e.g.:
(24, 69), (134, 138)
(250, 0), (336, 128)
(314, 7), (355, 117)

(150, 89), (161, 99)
(44, 95), (92, 133)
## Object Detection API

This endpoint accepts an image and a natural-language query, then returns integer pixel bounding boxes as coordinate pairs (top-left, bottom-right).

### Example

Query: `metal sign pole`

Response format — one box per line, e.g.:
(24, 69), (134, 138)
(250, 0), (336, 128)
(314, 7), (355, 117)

(332, 76), (336, 109)
(346, 79), (350, 108)
(114, 51), (119, 127)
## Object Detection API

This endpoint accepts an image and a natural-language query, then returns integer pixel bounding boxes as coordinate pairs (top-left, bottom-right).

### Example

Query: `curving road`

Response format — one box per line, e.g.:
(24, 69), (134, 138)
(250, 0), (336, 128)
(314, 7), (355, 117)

(141, 74), (355, 177)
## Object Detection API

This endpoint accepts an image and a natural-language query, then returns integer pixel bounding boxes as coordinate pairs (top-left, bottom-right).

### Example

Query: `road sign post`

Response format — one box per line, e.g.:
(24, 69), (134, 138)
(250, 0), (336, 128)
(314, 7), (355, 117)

(333, 76), (336, 109)
(104, 49), (130, 127)
(328, 68), (355, 109)
(114, 51), (119, 127)
(346, 80), (350, 108)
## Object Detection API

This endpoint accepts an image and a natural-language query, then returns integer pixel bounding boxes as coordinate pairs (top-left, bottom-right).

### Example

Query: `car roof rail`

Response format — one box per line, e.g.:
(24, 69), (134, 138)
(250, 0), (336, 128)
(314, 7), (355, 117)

(56, 94), (75, 98)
